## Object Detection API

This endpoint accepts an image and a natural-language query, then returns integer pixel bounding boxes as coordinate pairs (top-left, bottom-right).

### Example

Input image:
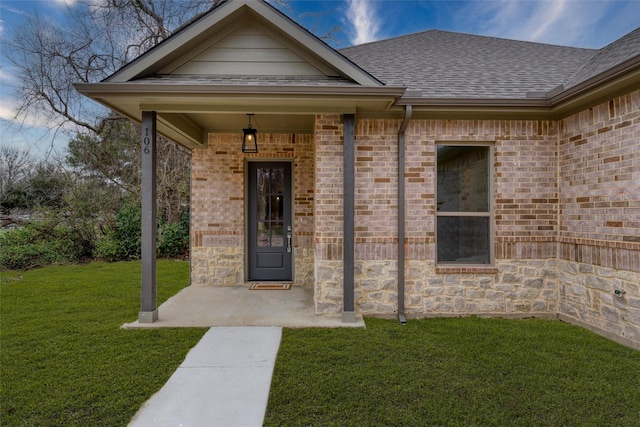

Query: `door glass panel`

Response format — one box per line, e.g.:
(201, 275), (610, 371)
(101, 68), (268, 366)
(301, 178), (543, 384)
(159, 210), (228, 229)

(270, 195), (283, 221)
(272, 168), (284, 193)
(254, 167), (287, 248)
(257, 168), (268, 194)
(271, 221), (284, 247)
(257, 222), (269, 247)
(257, 195), (267, 221)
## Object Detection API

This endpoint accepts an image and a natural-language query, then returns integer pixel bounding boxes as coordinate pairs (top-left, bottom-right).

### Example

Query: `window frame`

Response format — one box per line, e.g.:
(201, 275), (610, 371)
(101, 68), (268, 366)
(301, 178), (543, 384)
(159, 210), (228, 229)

(435, 142), (495, 266)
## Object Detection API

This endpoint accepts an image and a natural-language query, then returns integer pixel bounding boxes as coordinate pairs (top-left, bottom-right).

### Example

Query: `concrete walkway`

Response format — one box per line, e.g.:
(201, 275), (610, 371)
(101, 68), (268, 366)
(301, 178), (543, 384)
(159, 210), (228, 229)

(128, 327), (282, 427)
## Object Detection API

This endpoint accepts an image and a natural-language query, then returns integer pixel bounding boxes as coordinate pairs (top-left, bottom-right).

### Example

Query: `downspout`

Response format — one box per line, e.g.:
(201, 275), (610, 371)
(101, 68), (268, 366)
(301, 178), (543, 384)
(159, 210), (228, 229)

(398, 105), (412, 324)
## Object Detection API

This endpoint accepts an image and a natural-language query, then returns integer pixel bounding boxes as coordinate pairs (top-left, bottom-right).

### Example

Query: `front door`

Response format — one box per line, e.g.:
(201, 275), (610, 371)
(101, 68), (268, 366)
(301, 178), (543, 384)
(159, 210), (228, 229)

(247, 162), (292, 281)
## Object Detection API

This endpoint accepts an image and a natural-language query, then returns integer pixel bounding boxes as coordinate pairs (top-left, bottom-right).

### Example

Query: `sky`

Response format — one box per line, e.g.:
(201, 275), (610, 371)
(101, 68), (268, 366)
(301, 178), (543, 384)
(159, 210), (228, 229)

(1, 0), (639, 157)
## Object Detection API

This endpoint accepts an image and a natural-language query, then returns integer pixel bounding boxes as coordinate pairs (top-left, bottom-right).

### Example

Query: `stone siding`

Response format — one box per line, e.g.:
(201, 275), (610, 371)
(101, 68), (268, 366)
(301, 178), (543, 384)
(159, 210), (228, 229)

(559, 261), (640, 347)
(405, 260), (558, 317)
(189, 89), (640, 349)
(314, 115), (345, 313)
(557, 89), (640, 348)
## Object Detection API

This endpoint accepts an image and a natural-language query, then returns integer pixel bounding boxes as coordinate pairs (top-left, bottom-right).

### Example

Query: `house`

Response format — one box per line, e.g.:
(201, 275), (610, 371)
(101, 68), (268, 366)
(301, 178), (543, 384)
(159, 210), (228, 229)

(75, 0), (640, 349)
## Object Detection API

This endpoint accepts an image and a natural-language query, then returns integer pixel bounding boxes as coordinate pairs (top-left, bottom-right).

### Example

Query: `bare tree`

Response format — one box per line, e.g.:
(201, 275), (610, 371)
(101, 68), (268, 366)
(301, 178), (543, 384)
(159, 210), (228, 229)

(67, 117), (190, 223)
(4, 0), (224, 224)
(5, 0), (334, 138)
(0, 146), (33, 196)
(7, 0), (225, 135)
(4, 0), (338, 225)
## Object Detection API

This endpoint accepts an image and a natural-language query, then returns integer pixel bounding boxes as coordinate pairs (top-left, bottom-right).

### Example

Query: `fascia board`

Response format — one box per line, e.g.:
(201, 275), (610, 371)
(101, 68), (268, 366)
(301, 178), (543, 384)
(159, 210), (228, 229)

(104, 0), (382, 87)
(105, 1), (245, 83)
(247, 1), (383, 86)
(74, 82), (406, 98)
(548, 56), (640, 115)
(90, 98), (204, 148)
(397, 97), (553, 118)
(397, 97), (551, 108)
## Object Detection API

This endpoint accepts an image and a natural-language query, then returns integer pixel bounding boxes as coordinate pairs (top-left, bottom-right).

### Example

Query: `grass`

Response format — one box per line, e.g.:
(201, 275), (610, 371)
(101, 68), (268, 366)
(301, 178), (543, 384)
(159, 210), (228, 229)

(265, 317), (640, 426)
(3, 262), (640, 426)
(0, 261), (206, 426)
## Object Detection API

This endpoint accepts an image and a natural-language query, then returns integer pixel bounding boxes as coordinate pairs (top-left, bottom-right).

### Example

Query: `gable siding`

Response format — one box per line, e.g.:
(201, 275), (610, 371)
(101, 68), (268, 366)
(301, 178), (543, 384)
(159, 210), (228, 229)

(171, 23), (325, 76)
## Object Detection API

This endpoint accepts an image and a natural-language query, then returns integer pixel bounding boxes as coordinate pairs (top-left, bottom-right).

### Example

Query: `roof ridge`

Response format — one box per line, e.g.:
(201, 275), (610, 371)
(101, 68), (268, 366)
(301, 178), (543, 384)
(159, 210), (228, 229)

(340, 28), (597, 53)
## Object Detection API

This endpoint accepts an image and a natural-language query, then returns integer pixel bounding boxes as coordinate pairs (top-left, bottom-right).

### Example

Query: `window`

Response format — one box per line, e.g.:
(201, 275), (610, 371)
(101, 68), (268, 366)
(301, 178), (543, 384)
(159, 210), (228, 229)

(436, 144), (493, 264)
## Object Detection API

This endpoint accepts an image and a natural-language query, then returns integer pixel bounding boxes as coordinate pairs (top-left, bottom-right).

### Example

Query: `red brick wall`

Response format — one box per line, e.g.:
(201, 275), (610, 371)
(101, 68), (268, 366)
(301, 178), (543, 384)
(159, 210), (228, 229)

(354, 119), (399, 259)
(402, 119), (559, 264)
(191, 132), (315, 285)
(559, 89), (640, 273)
(314, 115), (344, 262)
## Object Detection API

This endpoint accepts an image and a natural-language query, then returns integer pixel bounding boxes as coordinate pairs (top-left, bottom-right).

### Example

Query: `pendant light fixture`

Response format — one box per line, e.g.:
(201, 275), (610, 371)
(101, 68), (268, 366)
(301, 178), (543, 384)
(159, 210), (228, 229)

(242, 114), (258, 153)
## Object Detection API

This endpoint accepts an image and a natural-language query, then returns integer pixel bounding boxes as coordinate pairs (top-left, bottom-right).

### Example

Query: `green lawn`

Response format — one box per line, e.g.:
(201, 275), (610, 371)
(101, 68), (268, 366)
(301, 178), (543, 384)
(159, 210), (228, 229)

(1, 261), (206, 426)
(3, 262), (640, 426)
(266, 317), (640, 426)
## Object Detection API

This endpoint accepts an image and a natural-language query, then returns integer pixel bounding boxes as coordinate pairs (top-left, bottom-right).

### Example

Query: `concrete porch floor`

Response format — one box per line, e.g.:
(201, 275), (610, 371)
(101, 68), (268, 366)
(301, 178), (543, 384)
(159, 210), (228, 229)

(123, 285), (365, 329)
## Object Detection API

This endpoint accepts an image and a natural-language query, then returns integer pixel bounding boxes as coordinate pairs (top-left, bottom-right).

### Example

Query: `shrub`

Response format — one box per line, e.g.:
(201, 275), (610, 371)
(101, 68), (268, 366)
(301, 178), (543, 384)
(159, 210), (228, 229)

(0, 219), (93, 270)
(94, 201), (189, 261)
(94, 200), (141, 262)
(157, 207), (189, 258)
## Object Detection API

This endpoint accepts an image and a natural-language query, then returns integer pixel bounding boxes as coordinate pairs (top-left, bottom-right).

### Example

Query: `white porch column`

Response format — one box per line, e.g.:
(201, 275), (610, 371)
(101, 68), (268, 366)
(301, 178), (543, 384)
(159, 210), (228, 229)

(139, 111), (158, 323)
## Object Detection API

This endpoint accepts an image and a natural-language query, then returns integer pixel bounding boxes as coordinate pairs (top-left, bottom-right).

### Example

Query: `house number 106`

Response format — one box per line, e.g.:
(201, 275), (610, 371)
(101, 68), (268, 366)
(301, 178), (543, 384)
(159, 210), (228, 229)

(143, 127), (151, 155)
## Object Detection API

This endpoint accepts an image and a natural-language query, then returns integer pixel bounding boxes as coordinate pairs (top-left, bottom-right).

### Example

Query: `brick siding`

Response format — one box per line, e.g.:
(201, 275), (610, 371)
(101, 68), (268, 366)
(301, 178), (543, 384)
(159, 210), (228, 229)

(189, 89), (640, 349)
(191, 132), (315, 286)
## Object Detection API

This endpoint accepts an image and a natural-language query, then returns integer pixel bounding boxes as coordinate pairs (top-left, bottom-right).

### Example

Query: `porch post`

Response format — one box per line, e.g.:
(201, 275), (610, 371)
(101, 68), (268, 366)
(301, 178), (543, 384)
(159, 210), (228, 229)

(139, 111), (158, 323)
(342, 114), (356, 323)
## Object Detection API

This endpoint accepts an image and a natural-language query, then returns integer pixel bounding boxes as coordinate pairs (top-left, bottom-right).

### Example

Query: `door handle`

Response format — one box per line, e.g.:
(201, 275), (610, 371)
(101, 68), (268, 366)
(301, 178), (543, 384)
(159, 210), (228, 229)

(286, 233), (292, 253)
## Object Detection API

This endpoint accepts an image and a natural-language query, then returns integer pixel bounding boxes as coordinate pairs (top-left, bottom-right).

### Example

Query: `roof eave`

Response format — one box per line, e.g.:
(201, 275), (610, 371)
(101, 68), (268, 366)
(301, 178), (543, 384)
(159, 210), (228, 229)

(394, 97), (553, 120)
(393, 55), (640, 119)
(549, 54), (640, 116)
(104, 0), (383, 87)
(74, 82), (406, 98)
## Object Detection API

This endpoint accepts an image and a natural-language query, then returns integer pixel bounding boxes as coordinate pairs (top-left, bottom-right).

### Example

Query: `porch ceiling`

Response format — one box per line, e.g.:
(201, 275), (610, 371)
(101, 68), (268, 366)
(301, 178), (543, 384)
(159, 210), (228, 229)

(75, 83), (406, 148)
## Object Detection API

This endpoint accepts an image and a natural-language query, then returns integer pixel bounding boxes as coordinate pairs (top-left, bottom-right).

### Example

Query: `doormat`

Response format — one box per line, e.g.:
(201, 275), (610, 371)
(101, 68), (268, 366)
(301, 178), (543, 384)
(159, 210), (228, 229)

(249, 283), (292, 290)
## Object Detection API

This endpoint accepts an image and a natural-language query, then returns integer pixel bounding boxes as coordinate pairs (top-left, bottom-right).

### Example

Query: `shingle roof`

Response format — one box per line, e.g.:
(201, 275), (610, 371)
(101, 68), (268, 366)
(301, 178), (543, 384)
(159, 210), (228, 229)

(134, 75), (361, 87)
(339, 30), (597, 99)
(563, 27), (640, 90)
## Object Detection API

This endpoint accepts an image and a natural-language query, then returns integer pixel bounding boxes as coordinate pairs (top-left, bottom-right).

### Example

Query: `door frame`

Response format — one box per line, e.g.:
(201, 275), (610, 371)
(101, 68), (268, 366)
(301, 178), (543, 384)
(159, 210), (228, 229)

(244, 159), (295, 282)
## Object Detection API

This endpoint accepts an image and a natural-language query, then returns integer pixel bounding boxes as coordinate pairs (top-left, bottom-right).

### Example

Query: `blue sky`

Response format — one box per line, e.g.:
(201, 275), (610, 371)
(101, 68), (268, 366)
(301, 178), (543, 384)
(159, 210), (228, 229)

(1, 0), (639, 156)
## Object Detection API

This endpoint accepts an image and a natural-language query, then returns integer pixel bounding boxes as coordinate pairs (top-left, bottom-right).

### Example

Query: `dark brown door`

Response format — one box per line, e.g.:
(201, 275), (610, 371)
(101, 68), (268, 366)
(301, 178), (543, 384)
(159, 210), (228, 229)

(247, 162), (292, 281)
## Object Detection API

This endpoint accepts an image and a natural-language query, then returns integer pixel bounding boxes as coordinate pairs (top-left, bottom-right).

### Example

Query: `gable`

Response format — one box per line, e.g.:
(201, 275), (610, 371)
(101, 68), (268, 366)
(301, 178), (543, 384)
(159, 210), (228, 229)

(105, 0), (380, 86)
(160, 20), (336, 77)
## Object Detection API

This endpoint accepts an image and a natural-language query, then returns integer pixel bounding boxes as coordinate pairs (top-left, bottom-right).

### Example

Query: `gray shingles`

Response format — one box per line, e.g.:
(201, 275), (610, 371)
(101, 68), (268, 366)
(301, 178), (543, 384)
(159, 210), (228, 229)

(134, 75), (361, 86)
(131, 27), (640, 101)
(340, 30), (596, 99)
(563, 27), (640, 89)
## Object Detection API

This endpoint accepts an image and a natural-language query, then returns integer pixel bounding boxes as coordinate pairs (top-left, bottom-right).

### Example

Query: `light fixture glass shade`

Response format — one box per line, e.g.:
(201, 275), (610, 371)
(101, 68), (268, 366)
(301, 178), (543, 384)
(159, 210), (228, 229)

(242, 126), (258, 153)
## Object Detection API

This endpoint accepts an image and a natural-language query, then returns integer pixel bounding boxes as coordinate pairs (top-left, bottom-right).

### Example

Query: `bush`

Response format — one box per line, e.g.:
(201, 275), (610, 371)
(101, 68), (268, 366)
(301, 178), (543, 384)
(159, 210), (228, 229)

(0, 219), (93, 270)
(94, 201), (189, 261)
(157, 207), (189, 258)
(94, 200), (141, 262)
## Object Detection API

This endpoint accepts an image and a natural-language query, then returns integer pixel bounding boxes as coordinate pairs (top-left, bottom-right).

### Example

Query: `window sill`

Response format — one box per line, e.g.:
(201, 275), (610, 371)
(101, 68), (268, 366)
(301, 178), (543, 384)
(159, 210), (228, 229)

(435, 266), (499, 274)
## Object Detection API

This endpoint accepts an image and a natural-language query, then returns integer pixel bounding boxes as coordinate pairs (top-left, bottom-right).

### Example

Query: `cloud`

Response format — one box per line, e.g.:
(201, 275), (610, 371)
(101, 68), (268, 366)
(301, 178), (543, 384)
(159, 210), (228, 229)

(345, 0), (380, 45)
(54, 0), (78, 6)
(454, 0), (632, 48)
